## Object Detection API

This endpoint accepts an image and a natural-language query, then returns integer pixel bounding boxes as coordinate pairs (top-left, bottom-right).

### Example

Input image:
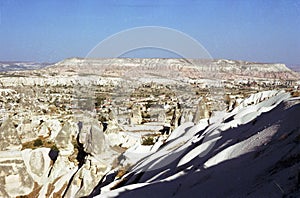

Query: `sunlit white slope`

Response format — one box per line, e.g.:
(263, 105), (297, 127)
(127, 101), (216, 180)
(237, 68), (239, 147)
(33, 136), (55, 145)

(96, 91), (300, 198)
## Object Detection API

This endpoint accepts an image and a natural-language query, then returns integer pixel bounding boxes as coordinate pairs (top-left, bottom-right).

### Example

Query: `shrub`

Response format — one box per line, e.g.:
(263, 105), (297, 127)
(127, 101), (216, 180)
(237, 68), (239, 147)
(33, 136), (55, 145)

(141, 136), (155, 145)
(33, 138), (43, 147)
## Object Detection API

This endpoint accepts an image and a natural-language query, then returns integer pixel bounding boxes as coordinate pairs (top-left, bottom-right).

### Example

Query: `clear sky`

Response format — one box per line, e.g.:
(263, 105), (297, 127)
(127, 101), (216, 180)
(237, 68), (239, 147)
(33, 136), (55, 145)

(0, 0), (300, 65)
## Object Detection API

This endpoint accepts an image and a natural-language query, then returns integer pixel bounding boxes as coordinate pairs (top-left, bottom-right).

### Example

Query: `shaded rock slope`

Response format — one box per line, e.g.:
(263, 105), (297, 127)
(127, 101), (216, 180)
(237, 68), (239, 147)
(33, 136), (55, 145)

(96, 91), (300, 198)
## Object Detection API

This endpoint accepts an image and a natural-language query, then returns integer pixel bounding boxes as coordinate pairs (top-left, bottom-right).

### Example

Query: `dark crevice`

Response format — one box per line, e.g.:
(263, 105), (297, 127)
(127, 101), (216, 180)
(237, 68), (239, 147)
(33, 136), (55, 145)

(102, 122), (108, 132)
(49, 149), (59, 162)
(76, 135), (88, 168)
(159, 126), (170, 135)
(62, 170), (77, 198)
(63, 135), (88, 197)
(48, 149), (59, 177)
(86, 172), (117, 197)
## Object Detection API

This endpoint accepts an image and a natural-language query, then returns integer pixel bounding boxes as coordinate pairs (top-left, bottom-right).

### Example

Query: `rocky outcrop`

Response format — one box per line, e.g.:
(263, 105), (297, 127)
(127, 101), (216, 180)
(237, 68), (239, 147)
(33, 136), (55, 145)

(193, 97), (210, 123)
(0, 118), (21, 151)
(65, 155), (110, 197)
(0, 151), (35, 197)
(130, 104), (142, 125)
(55, 121), (77, 155)
(22, 148), (52, 185)
(78, 119), (105, 156)
(60, 117), (121, 197)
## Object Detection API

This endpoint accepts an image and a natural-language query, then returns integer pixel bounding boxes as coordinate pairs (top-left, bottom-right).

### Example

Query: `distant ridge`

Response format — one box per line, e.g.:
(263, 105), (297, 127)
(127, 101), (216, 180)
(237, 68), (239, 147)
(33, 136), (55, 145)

(0, 61), (51, 72)
(288, 65), (300, 73)
(43, 57), (300, 80)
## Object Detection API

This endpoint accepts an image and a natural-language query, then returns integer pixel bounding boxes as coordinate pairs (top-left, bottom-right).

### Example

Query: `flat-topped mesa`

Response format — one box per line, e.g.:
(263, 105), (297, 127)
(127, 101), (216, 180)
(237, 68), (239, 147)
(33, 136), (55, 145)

(43, 58), (299, 80)
(209, 59), (295, 79)
(213, 59), (290, 72)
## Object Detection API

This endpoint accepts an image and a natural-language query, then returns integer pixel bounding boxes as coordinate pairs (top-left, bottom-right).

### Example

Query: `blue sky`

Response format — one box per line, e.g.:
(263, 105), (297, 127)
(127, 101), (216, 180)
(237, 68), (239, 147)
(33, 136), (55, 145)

(0, 0), (300, 65)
